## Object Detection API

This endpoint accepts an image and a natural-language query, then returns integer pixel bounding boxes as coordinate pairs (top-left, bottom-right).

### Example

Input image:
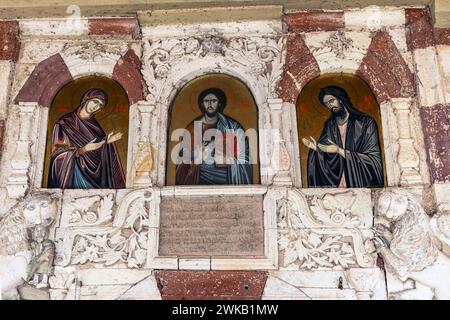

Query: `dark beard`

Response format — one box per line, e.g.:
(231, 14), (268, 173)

(205, 109), (219, 117)
(332, 106), (346, 119)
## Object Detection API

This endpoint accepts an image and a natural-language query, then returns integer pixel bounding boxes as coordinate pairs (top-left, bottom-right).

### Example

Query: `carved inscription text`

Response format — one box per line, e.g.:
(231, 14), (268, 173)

(159, 195), (264, 256)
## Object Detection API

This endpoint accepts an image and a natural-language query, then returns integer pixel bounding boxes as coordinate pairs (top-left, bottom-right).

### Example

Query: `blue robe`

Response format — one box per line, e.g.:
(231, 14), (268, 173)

(175, 113), (253, 185)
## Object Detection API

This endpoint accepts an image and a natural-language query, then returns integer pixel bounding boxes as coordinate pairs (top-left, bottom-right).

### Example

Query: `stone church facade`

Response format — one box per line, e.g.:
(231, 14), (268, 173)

(0, 1), (449, 300)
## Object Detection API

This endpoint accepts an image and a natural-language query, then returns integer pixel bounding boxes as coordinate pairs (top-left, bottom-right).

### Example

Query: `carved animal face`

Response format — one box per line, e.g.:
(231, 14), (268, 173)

(23, 196), (57, 227)
(378, 192), (409, 222)
(31, 225), (48, 243)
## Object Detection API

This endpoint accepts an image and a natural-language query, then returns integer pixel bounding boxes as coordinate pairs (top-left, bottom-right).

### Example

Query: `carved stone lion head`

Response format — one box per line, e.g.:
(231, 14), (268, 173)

(22, 193), (60, 228)
(377, 189), (418, 222)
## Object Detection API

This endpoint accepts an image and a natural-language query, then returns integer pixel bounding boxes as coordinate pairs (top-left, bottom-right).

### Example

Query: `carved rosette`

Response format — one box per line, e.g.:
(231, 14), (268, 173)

(277, 189), (375, 270)
(55, 189), (158, 269)
(141, 32), (286, 105)
(59, 41), (131, 77)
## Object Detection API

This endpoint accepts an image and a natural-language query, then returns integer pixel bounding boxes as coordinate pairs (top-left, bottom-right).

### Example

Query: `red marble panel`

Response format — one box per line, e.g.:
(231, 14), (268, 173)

(405, 8), (435, 51)
(277, 34), (320, 103)
(283, 11), (345, 33)
(435, 28), (450, 46)
(420, 104), (450, 183)
(357, 31), (416, 103)
(14, 53), (73, 108)
(154, 271), (268, 300)
(0, 21), (20, 61)
(88, 18), (140, 39)
(112, 49), (144, 105)
(0, 120), (4, 162)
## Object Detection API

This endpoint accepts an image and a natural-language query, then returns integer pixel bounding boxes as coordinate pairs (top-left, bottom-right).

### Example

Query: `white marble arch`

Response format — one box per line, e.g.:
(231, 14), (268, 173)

(1, 40), (152, 199)
(142, 37), (287, 187)
(3, 76), (148, 198)
(289, 69), (430, 189)
(157, 69), (269, 186)
(294, 27), (429, 188)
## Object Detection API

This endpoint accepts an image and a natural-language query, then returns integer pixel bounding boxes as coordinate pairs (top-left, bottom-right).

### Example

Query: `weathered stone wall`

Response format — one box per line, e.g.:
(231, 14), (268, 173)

(0, 5), (449, 300)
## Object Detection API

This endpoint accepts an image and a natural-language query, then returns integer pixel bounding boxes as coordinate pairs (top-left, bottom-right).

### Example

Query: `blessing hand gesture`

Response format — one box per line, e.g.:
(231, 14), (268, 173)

(302, 136), (317, 151)
(318, 139), (346, 158)
(107, 131), (123, 144)
(81, 138), (105, 153)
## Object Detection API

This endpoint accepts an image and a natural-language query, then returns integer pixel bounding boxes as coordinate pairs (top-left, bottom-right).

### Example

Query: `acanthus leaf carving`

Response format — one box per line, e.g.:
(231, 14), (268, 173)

(56, 189), (156, 269)
(67, 194), (114, 225)
(277, 189), (374, 270)
(309, 192), (361, 227)
(279, 229), (357, 269)
(142, 32), (285, 104)
(61, 41), (128, 62)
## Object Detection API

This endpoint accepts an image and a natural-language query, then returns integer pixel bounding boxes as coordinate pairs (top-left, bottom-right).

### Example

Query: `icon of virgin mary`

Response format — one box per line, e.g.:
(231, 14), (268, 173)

(47, 88), (126, 189)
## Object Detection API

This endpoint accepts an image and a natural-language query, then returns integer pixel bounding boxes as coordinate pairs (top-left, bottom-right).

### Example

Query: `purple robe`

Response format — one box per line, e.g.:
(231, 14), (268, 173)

(48, 110), (125, 189)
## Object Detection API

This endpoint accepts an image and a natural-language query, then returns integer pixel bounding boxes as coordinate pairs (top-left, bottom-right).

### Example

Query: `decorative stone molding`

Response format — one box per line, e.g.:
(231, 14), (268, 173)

(269, 98), (293, 186)
(55, 188), (158, 269)
(304, 30), (372, 74)
(141, 28), (286, 185)
(60, 190), (116, 227)
(142, 30), (285, 105)
(281, 102), (302, 187)
(380, 98), (431, 187)
(60, 41), (129, 78)
(277, 189), (375, 270)
(6, 103), (39, 198)
(391, 98), (425, 186)
(126, 101), (156, 188)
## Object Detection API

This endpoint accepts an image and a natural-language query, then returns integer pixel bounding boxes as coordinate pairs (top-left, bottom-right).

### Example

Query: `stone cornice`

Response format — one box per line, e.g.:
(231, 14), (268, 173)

(0, 0), (435, 19)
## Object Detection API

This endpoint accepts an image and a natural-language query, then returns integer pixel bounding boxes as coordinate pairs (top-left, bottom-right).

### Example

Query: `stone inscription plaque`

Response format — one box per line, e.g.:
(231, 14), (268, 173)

(159, 195), (264, 256)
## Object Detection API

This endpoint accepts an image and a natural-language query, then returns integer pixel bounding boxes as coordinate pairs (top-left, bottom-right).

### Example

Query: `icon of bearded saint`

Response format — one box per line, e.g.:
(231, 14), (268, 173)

(175, 88), (252, 185)
(302, 86), (384, 188)
(48, 88), (126, 189)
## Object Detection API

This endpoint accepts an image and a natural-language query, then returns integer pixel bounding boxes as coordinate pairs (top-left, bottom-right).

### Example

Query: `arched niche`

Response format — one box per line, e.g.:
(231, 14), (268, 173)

(165, 73), (260, 186)
(297, 73), (387, 188)
(42, 75), (130, 189)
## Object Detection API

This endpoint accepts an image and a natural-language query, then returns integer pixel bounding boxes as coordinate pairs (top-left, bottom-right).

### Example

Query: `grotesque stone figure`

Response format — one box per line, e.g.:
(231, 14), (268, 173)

(27, 225), (55, 289)
(373, 189), (450, 300)
(0, 193), (59, 299)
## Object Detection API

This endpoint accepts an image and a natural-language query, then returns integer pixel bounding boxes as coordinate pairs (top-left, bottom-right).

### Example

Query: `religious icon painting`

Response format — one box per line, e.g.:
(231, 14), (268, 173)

(297, 74), (386, 188)
(43, 76), (129, 189)
(166, 74), (260, 186)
